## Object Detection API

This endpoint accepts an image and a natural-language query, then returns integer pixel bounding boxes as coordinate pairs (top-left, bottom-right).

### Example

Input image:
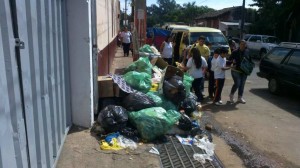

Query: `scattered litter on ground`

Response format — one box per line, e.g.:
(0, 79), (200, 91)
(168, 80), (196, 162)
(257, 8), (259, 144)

(149, 147), (160, 155)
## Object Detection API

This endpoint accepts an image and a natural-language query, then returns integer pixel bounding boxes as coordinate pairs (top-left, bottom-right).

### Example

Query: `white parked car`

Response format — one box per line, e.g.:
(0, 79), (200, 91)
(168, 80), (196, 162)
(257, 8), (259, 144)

(244, 34), (280, 59)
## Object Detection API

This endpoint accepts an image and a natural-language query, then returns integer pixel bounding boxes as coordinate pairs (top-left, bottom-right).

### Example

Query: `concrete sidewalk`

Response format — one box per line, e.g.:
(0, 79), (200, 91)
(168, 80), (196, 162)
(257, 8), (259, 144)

(109, 46), (134, 74)
(56, 47), (162, 168)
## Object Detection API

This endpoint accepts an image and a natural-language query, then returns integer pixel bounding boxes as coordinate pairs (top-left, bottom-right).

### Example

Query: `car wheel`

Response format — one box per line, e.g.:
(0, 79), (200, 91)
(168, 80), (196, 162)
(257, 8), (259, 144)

(259, 49), (267, 59)
(268, 78), (280, 94)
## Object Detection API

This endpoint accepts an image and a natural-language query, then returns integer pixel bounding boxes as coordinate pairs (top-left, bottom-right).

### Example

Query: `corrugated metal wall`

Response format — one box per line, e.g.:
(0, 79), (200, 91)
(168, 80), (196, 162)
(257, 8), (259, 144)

(0, 0), (70, 167)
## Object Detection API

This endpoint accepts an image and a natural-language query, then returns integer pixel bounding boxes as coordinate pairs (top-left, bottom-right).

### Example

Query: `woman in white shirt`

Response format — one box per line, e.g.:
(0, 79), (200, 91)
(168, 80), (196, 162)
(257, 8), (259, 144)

(179, 48), (207, 103)
(121, 27), (132, 57)
(160, 35), (173, 65)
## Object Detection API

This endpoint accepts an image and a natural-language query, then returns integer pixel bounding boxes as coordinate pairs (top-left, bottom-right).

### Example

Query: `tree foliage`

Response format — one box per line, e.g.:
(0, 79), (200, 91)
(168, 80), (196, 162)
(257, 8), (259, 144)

(146, 0), (299, 41)
(147, 0), (214, 27)
(181, 2), (214, 25)
(250, 0), (300, 41)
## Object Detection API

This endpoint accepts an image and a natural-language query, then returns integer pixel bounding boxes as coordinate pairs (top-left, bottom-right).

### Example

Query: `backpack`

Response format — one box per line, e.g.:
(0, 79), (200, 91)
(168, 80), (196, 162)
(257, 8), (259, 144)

(240, 57), (254, 75)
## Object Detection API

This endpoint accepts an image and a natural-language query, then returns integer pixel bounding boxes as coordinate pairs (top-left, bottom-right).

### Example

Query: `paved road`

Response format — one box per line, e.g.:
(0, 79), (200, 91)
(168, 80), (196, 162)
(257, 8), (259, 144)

(202, 60), (300, 168)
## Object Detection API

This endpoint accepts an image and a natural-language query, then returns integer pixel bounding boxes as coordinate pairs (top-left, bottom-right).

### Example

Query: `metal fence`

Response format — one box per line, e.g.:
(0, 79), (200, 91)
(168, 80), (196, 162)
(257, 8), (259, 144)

(0, 0), (71, 167)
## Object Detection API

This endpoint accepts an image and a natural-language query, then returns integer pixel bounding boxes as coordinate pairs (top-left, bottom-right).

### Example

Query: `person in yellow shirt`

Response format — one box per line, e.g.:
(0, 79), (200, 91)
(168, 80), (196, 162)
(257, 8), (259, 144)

(194, 36), (210, 61)
(187, 36), (210, 60)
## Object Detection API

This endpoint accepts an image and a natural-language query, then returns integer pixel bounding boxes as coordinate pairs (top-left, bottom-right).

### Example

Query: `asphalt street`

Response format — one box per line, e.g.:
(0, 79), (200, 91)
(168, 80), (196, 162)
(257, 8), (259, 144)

(201, 60), (300, 167)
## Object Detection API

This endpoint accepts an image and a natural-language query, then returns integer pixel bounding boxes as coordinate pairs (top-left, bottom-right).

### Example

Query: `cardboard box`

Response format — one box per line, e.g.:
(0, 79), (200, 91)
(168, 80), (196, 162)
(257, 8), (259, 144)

(151, 57), (170, 83)
(98, 76), (114, 98)
(158, 65), (184, 94)
(151, 57), (168, 70)
(162, 66), (184, 80)
(113, 83), (127, 97)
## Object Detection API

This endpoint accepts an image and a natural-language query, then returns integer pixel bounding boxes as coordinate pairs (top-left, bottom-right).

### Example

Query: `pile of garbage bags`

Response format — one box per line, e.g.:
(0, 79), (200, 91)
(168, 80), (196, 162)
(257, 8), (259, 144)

(95, 44), (213, 153)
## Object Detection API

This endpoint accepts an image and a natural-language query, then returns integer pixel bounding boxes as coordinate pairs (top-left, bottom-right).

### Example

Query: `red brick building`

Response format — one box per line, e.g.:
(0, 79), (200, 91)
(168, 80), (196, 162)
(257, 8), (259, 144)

(194, 6), (251, 37)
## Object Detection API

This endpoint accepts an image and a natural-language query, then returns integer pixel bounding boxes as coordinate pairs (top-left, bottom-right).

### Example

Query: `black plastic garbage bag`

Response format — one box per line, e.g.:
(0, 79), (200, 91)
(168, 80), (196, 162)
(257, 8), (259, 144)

(120, 127), (140, 142)
(187, 92), (197, 101)
(122, 91), (156, 111)
(190, 127), (203, 137)
(178, 114), (193, 131)
(97, 105), (128, 133)
(190, 120), (204, 137)
(163, 75), (186, 104)
(180, 93), (197, 116)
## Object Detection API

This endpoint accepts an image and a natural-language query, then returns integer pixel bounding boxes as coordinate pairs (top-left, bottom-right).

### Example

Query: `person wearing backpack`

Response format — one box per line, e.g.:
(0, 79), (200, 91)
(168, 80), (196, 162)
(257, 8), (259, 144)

(227, 40), (251, 104)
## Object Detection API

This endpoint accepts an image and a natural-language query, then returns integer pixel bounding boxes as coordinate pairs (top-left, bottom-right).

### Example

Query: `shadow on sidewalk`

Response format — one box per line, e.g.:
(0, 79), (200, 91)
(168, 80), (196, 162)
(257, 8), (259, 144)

(113, 68), (126, 75)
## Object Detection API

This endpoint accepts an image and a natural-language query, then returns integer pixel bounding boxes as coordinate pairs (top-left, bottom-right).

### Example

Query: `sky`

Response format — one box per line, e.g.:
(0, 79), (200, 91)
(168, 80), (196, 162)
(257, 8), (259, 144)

(121, 0), (256, 14)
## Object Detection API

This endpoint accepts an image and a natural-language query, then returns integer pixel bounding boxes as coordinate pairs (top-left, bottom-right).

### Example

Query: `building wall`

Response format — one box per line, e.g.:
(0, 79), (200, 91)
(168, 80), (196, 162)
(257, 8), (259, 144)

(196, 18), (218, 29)
(212, 19), (219, 28)
(96, 0), (120, 75)
(195, 12), (233, 29)
(67, 0), (94, 128)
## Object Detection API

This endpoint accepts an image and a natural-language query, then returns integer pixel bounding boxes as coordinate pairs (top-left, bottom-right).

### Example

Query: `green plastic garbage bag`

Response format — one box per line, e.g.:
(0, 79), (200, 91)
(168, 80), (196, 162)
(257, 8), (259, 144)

(129, 107), (181, 141)
(183, 74), (194, 95)
(146, 92), (177, 110)
(138, 44), (153, 53)
(123, 71), (151, 93)
(124, 57), (153, 75)
(146, 92), (163, 106)
(160, 96), (178, 111)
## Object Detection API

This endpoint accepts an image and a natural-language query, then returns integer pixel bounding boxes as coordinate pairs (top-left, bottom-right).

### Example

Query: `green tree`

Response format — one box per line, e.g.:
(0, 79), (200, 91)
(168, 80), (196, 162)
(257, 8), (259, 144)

(147, 0), (181, 26)
(157, 0), (178, 13)
(250, 0), (300, 41)
(147, 4), (162, 27)
(147, 0), (214, 27)
(181, 2), (214, 25)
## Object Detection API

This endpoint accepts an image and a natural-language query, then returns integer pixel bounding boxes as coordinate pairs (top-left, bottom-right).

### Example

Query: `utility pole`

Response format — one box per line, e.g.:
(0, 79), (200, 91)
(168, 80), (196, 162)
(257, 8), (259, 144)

(240, 0), (245, 39)
(124, 0), (127, 26)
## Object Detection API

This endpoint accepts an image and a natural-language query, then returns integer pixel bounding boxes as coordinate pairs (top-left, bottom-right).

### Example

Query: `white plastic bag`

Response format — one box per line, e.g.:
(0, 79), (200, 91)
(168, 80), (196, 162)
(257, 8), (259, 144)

(193, 137), (215, 164)
(194, 137), (215, 156)
(117, 135), (137, 150)
(193, 153), (213, 164)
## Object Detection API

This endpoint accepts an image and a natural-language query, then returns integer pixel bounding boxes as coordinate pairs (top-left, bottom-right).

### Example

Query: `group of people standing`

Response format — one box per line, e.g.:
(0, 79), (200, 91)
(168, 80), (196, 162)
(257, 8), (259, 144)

(160, 35), (251, 105)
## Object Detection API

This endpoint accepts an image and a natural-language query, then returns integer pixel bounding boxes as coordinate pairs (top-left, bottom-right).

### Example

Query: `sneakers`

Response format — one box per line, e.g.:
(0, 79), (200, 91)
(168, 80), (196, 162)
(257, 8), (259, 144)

(230, 95), (246, 104)
(214, 101), (223, 106)
(238, 97), (246, 104)
(229, 94), (235, 103)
